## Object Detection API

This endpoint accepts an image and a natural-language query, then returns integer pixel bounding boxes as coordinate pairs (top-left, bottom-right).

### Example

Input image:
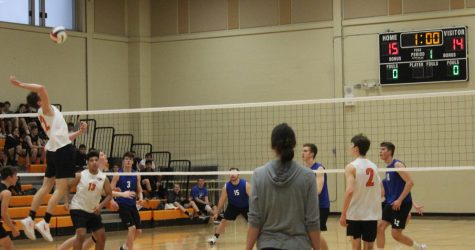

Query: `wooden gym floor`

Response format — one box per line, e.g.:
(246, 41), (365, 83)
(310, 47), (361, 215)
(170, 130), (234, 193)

(14, 216), (474, 250)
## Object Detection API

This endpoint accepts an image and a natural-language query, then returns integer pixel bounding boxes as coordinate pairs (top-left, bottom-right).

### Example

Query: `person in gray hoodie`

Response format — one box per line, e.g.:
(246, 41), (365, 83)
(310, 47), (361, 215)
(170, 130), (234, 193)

(246, 123), (321, 250)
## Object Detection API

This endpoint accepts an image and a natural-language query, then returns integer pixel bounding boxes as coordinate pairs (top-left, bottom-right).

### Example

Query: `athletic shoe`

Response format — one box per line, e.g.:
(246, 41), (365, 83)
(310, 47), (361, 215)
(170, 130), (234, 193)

(207, 235), (217, 245)
(199, 214), (209, 220)
(20, 217), (36, 240)
(34, 220), (53, 242)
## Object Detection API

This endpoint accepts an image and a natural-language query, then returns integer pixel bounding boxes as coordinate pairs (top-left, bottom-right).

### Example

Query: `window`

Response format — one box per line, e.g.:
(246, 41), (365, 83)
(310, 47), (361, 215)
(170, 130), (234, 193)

(0, 0), (77, 30)
(0, 0), (30, 25)
(45, 0), (74, 29)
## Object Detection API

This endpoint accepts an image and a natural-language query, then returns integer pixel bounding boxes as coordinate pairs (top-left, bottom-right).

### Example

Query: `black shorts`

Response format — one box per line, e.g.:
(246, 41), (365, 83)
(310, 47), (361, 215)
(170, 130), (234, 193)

(346, 220), (377, 242)
(70, 209), (104, 232)
(45, 144), (76, 179)
(382, 202), (412, 229)
(0, 223), (7, 239)
(118, 204), (141, 229)
(319, 207), (329, 231)
(196, 202), (214, 214)
(223, 204), (248, 221)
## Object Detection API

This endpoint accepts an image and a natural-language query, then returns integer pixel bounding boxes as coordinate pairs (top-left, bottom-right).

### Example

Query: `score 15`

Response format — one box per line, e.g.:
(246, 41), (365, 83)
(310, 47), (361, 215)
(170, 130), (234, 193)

(388, 42), (399, 55)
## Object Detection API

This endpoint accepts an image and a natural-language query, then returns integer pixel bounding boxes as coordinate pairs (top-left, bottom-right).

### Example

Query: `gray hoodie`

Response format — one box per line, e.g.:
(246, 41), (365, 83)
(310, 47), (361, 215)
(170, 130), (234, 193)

(248, 159), (320, 250)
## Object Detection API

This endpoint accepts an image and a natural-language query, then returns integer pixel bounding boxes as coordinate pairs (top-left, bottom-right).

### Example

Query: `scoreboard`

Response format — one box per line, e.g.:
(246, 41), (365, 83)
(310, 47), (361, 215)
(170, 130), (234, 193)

(379, 27), (468, 85)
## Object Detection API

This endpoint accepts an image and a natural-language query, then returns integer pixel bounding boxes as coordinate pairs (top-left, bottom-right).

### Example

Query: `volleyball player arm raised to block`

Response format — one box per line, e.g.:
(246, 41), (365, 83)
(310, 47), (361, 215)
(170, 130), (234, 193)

(392, 161), (414, 211)
(9, 76), (53, 116)
(69, 122), (87, 141)
(213, 185), (228, 220)
(340, 164), (356, 227)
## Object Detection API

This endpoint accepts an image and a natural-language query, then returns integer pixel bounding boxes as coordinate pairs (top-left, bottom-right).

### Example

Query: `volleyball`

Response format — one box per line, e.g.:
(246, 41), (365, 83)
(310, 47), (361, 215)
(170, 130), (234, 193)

(49, 26), (67, 44)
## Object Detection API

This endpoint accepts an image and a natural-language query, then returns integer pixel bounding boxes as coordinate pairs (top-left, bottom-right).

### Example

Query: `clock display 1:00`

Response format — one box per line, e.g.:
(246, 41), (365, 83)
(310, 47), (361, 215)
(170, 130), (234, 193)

(401, 31), (442, 47)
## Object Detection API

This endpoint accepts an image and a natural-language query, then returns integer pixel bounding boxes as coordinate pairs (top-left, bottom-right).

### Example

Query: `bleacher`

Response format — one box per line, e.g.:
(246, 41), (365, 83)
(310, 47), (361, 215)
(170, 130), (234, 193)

(0, 117), (211, 239)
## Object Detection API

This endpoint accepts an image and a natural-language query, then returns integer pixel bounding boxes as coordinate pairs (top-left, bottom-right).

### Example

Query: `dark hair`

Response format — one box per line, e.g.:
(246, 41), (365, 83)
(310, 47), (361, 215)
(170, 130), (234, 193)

(229, 167), (239, 171)
(26, 92), (40, 109)
(380, 142), (395, 156)
(79, 144), (86, 149)
(271, 123), (296, 162)
(303, 143), (318, 159)
(30, 125), (38, 130)
(86, 150), (100, 160)
(123, 151), (135, 159)
(351, 134), (370, 156)
(1, 166), (17, 180)
(145, 160), (153, 165)
(4, 101), (10, 106)
(145, 153), (152, 158)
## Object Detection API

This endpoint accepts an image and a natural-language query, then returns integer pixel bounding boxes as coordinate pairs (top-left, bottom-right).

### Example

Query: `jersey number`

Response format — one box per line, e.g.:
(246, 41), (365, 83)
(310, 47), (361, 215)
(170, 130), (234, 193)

(234, 190), (240, 196)
(88, 183), (96, 191)
(38, 115), (50, 132)
(126, 181), (131, 189)
(366, 168), (375, 187)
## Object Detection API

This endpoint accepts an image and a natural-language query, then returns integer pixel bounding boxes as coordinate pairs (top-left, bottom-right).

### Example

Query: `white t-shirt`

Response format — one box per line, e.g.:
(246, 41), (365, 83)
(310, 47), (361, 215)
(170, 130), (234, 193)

(139, 159), (155, 170)
(346, 157), (382, 221)
(70, 170), (107, 213)
(38, 105), (71, 151)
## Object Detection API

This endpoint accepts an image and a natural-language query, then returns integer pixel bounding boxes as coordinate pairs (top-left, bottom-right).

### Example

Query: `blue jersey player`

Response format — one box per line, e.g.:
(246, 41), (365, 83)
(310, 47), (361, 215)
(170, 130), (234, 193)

(302, 143), (330, 250)
(111, 152), (144, 250)
(208, 168), (251, 245)
(376, 142), (427, 250)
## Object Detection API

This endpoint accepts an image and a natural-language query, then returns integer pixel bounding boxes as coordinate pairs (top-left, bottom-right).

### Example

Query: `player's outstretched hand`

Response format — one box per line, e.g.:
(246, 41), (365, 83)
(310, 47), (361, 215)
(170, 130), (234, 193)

(9, 75), (22, 87)
(79, 122), (88, 132)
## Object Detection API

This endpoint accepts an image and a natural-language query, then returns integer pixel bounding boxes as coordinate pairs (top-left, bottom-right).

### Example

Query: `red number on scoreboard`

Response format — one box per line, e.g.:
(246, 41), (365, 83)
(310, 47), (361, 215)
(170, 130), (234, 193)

(452, 38), (464, 51)
(388, 42), (399, 55)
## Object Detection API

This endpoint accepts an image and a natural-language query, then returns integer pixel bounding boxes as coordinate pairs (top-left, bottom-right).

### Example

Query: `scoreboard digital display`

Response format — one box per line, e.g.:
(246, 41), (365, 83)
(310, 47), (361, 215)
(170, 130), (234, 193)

(379, 27), (468, 85)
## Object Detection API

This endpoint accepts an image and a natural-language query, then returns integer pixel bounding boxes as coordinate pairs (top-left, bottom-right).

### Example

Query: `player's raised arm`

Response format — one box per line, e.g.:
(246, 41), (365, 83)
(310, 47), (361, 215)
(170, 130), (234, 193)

(9, 76), (53, 116)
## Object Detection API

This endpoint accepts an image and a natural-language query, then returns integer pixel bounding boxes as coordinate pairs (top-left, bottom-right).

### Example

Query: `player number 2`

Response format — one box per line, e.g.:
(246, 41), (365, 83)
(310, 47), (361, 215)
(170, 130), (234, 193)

(234, 190), (240, 196)
(88, 183), (96, 191)
(366, 168), (375, 187)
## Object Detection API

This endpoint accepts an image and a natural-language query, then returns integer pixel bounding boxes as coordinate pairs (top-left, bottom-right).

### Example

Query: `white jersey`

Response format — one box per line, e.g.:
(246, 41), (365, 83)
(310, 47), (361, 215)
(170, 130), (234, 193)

(346, 157), (382, 221)
(38, 105), (71, 151)
(70, 170), (107, 213)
